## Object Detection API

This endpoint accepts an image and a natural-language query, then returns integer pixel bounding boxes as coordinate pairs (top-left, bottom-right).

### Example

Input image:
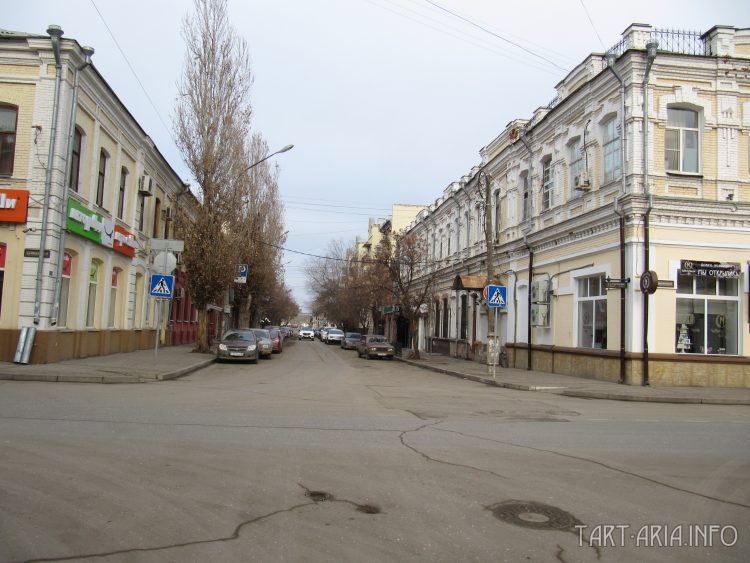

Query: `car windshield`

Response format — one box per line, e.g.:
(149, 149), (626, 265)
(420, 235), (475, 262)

(252, 329), (270, 339)
(328, 329), (343, 335)
(368, 336), (387, 343)
(223, 330), (254, 342)
(346, 333), (361, 339)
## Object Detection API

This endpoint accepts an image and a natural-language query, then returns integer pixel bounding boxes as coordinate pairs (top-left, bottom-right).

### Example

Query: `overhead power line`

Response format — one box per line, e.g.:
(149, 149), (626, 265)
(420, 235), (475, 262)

(422, 0), (569, 72)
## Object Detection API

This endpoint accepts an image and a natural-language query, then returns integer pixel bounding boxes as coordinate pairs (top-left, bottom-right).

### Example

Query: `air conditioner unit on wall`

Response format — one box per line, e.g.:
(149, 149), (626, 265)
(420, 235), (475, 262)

(531, 280), (550, 304)
(574, 171), (591, 190)
(174, 287), (185, 299)
(531, 303), (550, 327)
(162, 208), (173, 221)
(138, 174), (154, 196)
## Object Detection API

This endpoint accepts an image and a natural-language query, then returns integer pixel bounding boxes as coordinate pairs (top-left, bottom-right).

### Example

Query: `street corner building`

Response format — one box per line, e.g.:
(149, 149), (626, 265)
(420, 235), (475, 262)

(400, 24), (749, 387)
(0, 26), (198, 363)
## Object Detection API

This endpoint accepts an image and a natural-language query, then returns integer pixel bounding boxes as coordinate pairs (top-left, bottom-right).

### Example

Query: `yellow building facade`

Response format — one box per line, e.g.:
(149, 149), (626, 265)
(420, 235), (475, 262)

(407, 24), (749, 387)
(0, 26), (187, 362)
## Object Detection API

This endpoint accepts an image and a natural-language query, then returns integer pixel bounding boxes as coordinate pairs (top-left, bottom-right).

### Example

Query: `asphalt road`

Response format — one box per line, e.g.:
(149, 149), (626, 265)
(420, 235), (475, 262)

(1, 338), (748, 562)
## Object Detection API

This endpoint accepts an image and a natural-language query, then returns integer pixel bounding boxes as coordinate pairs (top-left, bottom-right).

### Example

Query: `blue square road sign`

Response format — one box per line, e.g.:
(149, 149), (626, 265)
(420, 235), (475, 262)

(486, 285), (507, 308)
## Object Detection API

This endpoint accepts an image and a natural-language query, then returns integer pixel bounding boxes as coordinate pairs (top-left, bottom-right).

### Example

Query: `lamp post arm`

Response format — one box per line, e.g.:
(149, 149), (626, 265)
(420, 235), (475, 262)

(245, 144), (294, 171)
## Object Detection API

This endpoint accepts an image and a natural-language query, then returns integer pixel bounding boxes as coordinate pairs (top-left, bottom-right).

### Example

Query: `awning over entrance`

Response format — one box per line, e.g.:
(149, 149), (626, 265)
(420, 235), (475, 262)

(452, 275), (486, 291)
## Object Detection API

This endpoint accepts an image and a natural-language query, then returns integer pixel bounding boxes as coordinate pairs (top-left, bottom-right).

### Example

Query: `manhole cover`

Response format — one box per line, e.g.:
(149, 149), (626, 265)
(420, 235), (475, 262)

(489, 501), (580, 530)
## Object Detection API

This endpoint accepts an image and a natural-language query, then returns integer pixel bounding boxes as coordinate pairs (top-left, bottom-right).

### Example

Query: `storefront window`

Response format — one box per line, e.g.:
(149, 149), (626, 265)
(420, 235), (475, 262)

(676, 268), (740, 355)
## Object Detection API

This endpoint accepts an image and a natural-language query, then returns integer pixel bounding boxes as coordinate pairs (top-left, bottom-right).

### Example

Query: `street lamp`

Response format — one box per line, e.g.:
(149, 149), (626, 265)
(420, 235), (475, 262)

(245, 144), (294, 171)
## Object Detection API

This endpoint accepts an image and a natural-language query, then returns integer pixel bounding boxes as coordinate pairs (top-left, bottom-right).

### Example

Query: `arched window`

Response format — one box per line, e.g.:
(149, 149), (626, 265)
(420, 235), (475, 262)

(0, 105), (18, 176)
(666, 107), (700, 173)
(58, 252), (73, 327)
(86, 261), (100, 327)
(108, 269), (120, 328)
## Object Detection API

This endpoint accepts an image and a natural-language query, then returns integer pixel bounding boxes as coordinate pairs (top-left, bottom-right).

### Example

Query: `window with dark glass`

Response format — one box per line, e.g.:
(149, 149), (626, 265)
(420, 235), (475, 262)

(69, 127), (82, 191)
(460, 294), (468, 340)
(96, 149), (108, 208)
(117, 167), (127, 219)
(0, 105), (18, 176)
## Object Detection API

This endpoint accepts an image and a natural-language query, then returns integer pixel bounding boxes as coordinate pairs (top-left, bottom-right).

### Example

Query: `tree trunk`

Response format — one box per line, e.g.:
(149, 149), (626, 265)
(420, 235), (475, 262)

(195, 308), (210, 353)
(409, 317), (420, 360)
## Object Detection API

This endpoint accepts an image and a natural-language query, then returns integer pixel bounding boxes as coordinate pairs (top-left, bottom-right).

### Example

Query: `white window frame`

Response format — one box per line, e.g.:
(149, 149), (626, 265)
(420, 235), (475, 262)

(665, 107), (700, 173)
(602, 118), (621, 184)
(576, 274), (607, 349)
(569, 137), (583, 199)
(541, 158), (554, 211)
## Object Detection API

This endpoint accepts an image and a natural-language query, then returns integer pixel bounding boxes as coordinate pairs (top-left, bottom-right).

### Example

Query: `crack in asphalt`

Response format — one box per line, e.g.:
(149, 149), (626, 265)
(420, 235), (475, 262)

(21, 484), (381, 563)
(22, 501), (316, 562)
(398, 421), (510, 480)
(432, 426), (750, 510)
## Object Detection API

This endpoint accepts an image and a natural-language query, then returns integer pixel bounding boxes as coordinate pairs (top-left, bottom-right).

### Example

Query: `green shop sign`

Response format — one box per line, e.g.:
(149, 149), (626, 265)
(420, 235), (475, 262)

(66, 199), (137, 257)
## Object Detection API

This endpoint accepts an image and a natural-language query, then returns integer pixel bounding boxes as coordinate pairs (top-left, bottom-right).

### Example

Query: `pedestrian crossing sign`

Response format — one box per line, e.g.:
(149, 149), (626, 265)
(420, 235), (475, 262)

(486, 285), (507, 308)
(150, 274), (174, 298)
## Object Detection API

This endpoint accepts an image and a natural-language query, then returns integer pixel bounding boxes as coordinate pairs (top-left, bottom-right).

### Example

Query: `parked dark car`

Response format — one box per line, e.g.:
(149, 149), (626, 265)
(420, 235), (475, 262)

(216, 329), (259, 363)
(341, 332), (361, 350)
(249, 328), (273, 358)
(356, 334), (395, 360)
(325, 328), (345, 345)
(269, 327), (283, 353)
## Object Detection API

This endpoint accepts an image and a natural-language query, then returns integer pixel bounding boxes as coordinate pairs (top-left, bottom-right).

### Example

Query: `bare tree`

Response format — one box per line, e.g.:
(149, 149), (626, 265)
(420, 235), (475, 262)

(304, 239), (349, 324)
(375, 230), (438, 359)
(229, 134), (287, 328)
(174, 0), (254, 351)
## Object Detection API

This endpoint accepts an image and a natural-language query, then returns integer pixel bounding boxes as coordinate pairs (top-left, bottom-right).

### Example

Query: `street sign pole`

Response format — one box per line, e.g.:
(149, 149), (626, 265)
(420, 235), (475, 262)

(154, 246), (170, 359)
(493, 308), (498, 380)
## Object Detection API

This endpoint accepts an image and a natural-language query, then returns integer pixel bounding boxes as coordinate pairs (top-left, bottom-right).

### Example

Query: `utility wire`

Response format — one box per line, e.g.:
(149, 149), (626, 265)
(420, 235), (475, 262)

(363, 0), (568, 75)
(422, 0), (569, 72)
(579, 0), (606, 49)
(89, 0), (176, 148)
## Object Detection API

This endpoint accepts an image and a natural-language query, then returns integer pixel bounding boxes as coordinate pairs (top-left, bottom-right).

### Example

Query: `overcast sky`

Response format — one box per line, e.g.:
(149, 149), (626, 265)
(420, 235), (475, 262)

(7, 0), (749, 311)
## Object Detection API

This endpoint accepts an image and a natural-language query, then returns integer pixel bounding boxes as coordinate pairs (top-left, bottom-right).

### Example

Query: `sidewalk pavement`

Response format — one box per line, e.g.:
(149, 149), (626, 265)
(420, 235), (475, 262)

(0, 345), (216, 384)
(0, 345), (748, 405)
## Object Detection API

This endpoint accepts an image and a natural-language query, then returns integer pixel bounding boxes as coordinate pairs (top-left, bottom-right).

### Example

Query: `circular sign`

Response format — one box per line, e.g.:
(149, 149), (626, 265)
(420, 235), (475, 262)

(483, 286), (489, 301)
(640, 270), (658, 294)
(153, 251), (177, 275)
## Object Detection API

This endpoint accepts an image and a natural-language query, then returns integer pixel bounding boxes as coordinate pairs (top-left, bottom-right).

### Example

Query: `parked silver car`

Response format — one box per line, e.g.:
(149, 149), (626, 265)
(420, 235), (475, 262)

(325, 328), (345, 345)
(249, 328), (274, 358)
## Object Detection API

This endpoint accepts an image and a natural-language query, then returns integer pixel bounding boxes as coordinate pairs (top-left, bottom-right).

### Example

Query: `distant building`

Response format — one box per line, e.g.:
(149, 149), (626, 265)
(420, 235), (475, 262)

(405, 24), (749, 387)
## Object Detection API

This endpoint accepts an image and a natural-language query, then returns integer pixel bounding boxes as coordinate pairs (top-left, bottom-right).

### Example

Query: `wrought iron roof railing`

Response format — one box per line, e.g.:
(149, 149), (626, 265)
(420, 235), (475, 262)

(606, 28), (710, 59)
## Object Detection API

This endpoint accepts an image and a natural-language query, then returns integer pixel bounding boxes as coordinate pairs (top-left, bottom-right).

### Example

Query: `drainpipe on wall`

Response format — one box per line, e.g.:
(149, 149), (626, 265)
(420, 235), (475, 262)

(519, 132), (534, 370)
(641, 42), (658, 386)
(33, 25), (64, 326)
(607, 51), (628, 385)
(51, 45), (94, 325)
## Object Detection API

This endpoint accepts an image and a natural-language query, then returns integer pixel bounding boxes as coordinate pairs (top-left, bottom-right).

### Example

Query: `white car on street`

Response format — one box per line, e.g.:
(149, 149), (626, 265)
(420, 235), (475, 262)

(298, 326), (314, 340)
